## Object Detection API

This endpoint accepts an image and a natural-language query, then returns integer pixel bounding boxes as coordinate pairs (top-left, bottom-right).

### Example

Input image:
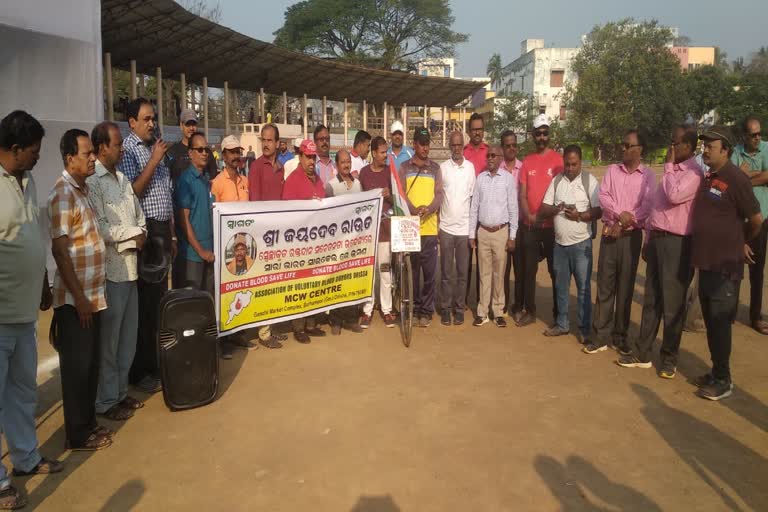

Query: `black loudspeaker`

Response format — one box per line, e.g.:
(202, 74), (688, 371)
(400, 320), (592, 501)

(158, 289), (219, 411)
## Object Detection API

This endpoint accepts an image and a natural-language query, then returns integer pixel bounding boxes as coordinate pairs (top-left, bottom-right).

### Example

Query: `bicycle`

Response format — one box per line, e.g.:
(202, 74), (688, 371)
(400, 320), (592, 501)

(383, 208), (415, 347)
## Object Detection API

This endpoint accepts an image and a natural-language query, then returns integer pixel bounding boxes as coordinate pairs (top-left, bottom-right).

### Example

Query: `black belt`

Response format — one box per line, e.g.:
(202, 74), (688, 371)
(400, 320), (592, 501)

(650, 229), (686, 238)
(480, 223), (509, 233)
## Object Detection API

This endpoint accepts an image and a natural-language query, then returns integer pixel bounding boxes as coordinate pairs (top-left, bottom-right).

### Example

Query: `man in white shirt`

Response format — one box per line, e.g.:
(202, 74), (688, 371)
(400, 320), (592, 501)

(439, 131), (476, 326)
(469, 145), (518, 327)
(283, 138), (302, 179)
(87, 121), (147, 420)
(537, 145), (601, 342)
(350, 130), (371, 178)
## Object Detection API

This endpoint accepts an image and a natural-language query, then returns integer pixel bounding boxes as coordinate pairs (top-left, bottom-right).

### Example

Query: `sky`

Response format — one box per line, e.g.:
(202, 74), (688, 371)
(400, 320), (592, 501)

(216, 0), (765, 77)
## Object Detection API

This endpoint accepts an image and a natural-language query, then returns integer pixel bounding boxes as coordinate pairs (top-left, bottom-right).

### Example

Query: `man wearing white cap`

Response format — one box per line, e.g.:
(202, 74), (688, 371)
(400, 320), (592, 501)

(386, 120), (413, 171)
(283, 137), (302, 179)
(515, 114), (564, 328)
(168, 108), (217, 182)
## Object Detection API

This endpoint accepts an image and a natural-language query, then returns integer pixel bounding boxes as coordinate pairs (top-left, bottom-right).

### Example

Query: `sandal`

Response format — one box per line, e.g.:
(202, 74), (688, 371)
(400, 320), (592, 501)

(0, 485), (26, 510)
(67, 431), (112, 452)
(98, 405), (134, 421)
(93, 425), (115, 438)
(12, 457), (64, 477)
(119, 396), (145, 410)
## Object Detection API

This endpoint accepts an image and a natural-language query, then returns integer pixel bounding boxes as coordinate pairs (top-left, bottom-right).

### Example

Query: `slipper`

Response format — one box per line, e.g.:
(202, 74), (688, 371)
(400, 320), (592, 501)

(119, 396), (145, 410)
(67, 432), (112, 452)
(12, 458), (64, 477)
(98, 405), (134, 421)
(0, 485), (26, 510)
(93, 425), (115, 438)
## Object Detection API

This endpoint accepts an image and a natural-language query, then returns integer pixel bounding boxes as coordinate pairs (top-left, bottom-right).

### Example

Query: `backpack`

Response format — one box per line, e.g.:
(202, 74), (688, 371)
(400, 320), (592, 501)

(552, 171), (597, 239)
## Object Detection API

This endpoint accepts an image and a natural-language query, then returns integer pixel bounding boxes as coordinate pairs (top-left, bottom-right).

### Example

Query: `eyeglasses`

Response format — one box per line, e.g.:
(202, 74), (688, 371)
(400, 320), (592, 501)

(315, 136), (331, 142)
(469, 127), (484, 132)
(225, 148), (243, 155)
(622, 143), (642, 150)
(534, 130), (549, 137)
(190, 147), (211, 154)
(747, 132), (762, 138)
(487, 153), (500, 158)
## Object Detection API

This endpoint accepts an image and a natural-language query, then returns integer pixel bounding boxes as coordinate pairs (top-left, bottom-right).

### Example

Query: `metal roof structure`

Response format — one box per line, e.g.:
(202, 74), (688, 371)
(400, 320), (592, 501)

(101, 0), (486, 107)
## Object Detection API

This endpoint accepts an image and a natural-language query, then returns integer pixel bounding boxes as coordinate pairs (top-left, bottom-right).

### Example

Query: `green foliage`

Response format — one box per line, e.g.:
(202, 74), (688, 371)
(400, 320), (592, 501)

(273, 0), (468, 70)
(682, 65), (733, 122)
(718, 71), (768, 128)
(565, 19), (683, 149)
(486, 53), (503, 91)
(486, 92), (534, 142)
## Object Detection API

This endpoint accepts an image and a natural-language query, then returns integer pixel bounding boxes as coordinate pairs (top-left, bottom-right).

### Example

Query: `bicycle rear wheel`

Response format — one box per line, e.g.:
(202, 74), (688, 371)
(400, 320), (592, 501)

(399, 253), (414, 347)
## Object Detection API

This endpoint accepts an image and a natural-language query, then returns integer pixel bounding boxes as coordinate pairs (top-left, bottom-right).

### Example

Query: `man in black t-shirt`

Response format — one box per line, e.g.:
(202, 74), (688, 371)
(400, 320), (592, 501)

(167, 109), (217, 182)
(691, 125), (763, 401)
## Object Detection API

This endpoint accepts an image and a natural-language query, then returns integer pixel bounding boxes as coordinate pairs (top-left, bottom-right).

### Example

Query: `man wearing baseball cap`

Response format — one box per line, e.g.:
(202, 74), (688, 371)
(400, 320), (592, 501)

(516, 114), (563, 328)
(167, 109), (217, 182)
(283, 137), (303, 179)
(282, 139), (327, 343)
(386, 120), (413, 171)
(691, 125), (763, 400)
(399, 127), (444, 327)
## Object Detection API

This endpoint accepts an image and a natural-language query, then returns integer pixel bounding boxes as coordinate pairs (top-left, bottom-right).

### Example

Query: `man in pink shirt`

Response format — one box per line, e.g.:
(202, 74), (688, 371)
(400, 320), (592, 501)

(515, 115), (564, 327)
(585, 130), (655, 354)
(617, 127), (702, 376)
(499, 130), (523, 316)
(313, 125), (337, 185)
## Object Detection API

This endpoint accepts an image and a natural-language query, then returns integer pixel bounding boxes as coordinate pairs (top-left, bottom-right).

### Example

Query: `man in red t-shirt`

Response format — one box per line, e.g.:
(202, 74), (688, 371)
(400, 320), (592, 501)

(515, 114), (564, 327)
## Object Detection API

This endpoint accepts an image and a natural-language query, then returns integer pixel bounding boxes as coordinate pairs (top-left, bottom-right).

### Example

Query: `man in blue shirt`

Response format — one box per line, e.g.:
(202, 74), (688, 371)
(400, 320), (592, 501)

(173, 131), (214, 293)
(732, 115), (768, 335)
(387, 120), (413, 171)
(276, 139), (294, 166)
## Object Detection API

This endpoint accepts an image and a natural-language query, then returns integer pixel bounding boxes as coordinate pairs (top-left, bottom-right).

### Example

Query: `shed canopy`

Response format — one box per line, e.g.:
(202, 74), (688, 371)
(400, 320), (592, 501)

(102, 0), (486, 106)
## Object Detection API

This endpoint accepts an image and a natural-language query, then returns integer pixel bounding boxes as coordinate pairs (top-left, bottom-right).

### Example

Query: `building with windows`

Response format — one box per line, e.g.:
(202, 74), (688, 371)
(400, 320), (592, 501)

(417, 58), (455, 78)
(499, 39), (578, 123)
(671, 46), (716, 71)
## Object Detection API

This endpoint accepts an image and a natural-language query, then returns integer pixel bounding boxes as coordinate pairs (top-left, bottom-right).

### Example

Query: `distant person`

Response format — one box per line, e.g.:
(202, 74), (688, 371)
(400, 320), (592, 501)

(49, 129), (112, 451)
(350, 130), (372, 178)
(387, 120), (413, 171)
(248, 107), (255, 123)
(359, 136), (396, 328)
(618, 127), (702, 378)
(731, 116), (768, 335)
(469, 145), (517, 328)
(324, 149), (364, 335)
(586, 130), (655, 354)
(282, 140), (327, 343)
(438, 131), (475, 326)
(399, 127), (444, 327)
(314, 125), (336, 184)
(516, 115), (564, 327)
(690, 126), (762, 400)
(87, 121), (147, 421)
(0, 111), (63, 509)
(120, 97), (173, 394)
(500, 130), (524, 319)
(276, 139), (294, 166)
(248, 124), (283, 202)
(537, 145), (600, 343)
(167, 109), (216, 182)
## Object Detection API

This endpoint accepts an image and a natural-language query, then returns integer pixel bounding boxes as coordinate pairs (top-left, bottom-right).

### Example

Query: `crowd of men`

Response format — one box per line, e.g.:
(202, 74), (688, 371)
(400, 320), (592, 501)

(0, 99), (766, 508)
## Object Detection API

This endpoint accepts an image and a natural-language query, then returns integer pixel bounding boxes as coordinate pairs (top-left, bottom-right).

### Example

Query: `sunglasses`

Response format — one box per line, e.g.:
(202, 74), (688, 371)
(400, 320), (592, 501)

(487, 153), (500, 158)
(534, 130), (549, 137)
(622, 143), (642, 150)
(190, 146), (211, 154)
(747, 132), (762, 138)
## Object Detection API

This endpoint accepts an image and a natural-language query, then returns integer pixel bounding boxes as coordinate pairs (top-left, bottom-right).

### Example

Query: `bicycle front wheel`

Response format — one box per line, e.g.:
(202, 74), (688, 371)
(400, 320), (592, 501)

(399, 253), (414, 347)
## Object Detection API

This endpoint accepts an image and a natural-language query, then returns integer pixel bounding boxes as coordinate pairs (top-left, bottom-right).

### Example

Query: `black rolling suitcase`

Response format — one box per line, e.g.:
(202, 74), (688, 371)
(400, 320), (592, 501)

(158, 288), (219, 411)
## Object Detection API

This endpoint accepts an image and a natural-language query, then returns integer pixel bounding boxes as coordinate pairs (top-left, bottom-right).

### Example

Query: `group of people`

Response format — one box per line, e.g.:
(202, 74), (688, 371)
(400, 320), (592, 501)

(0, 96), (765, 508)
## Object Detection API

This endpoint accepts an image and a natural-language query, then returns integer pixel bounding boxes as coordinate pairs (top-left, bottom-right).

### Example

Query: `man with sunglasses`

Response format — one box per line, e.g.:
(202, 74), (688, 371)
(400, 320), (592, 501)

(500, 131), (523, 318)
(691, 126), (762, 400)
(400, 127), (444, 327)
(463, 113), (489, 308)
(516, 115), (563, 328)
(586, 130), (655, 354)
(168, 109), (217, 182)
(731, 116), (768, 335)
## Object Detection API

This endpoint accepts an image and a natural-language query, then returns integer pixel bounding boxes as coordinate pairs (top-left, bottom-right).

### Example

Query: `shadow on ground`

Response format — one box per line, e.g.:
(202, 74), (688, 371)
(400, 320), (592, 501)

(98, 478), (146, 512)
(350, 494), (401, 512)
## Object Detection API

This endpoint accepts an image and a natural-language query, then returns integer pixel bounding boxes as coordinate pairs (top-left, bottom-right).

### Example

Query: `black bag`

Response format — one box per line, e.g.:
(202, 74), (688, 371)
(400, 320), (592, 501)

(158, 288), (219, 411)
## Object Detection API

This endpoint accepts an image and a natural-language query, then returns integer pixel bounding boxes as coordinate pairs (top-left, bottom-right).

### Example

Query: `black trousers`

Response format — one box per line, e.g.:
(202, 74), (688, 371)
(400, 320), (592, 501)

(130, 219), (171, 384)
(53, 306), (100, 446)
(506, 223), (524, 313)
(747, 220), (768, 322)
(411, 236), (439, 317)
(329, 306), (359, 326)
(700, 270), (739, 381)
(592, 230), (642, 348)
(518, 225), (557, 318)
(635, 234), (693, 365)
(176, 257), (215, 296)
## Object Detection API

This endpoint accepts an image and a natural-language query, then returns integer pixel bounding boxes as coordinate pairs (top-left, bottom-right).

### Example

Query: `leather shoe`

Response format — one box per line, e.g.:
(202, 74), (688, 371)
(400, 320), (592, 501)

(305, 327), (326, 337)
(510, 310), (524, 324)
(516, 312), (536, 327)
(294, 331), (311, 344)
(752, 319), (768, 335)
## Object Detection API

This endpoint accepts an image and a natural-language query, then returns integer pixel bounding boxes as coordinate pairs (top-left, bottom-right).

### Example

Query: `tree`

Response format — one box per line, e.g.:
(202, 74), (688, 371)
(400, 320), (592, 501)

(486, 91), (534, 142)
(748, 46), (768, 74)
(564, 19), (684, 149)
(486, 53), (503, 92)
(673, 35), (691, 47)
(178, 0), (222, 22)
(714, 46), (729, 70)
(273, 0), (468, 70)
(683, 65), (734, 124)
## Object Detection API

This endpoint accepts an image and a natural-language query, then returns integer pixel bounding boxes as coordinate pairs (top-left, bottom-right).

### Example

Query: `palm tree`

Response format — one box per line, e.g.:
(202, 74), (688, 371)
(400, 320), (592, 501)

(486, 53), (504, 93)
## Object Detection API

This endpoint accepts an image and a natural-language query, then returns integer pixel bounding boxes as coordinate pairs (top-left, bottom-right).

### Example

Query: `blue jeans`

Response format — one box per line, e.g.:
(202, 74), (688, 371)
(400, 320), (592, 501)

(0, 323), (42, 487)
(96, 280), (139, 413)
(554, 240), (593, 336)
